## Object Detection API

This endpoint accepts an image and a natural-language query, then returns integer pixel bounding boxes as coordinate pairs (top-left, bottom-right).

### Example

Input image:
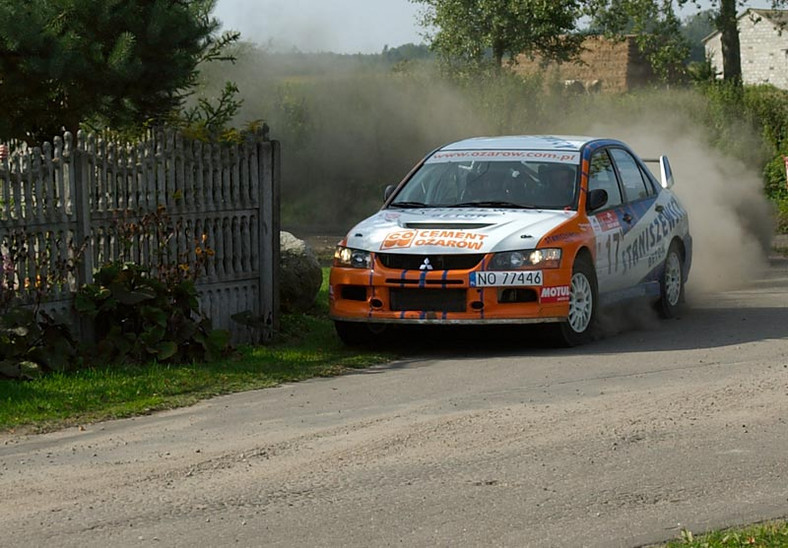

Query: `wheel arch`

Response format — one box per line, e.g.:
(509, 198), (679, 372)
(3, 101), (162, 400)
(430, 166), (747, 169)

(668, 236), (688, 280)
(573, 246), (594, 268)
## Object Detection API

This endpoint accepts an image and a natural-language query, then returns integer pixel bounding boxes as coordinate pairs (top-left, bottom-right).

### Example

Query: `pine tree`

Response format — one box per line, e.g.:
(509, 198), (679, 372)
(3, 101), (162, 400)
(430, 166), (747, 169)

(0, 0), (235, 142)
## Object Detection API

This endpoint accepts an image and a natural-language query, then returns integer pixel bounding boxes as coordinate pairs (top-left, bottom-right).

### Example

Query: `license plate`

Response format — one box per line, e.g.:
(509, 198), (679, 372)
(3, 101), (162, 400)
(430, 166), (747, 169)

(470, 270), (543, 287)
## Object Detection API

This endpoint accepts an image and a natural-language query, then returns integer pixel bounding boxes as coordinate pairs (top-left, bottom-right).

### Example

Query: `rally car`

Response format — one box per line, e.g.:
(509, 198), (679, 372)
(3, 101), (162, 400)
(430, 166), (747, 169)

(329, 135), (692, 346)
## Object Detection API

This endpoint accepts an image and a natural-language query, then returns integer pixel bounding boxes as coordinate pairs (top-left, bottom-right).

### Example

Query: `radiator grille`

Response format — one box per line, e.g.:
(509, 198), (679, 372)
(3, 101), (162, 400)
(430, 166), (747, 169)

(389, 289), (467, 312)
(377, 254), (484, 271)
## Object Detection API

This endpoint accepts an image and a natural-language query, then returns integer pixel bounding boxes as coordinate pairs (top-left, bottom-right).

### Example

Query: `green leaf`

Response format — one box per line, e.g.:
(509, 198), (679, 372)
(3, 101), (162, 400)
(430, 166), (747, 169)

(155, 341), (178, 361)
(140, 324), (166, 347)
(30, 338), (74, 372)
(141, 305), (167, 327)
(105, 329), (133, 358)
(113, 285), (157, 305)
(203, 329), (230, 361)
(74, 292), (98, 314)
(173, 319), (198, 342)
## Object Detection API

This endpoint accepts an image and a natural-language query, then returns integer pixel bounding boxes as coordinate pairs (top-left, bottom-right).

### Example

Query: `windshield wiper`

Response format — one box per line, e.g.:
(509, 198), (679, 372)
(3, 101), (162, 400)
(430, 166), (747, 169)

(388, 201), (430, 209)
(449, 201), (536, 209)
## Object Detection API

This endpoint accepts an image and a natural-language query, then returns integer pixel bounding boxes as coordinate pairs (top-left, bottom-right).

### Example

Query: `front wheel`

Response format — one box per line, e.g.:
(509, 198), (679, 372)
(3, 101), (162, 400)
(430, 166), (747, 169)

(550, 257), (598, 347)
(656, 241), (684, 319)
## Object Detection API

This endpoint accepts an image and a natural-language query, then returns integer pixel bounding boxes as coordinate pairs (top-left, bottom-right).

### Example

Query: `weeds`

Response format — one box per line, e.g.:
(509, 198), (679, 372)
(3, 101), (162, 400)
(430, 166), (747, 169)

(664, 520), (788, 547)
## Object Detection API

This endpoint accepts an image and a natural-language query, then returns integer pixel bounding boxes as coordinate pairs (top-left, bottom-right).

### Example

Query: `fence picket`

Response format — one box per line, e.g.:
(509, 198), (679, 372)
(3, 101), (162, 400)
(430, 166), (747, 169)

(0, 127), (277, 343)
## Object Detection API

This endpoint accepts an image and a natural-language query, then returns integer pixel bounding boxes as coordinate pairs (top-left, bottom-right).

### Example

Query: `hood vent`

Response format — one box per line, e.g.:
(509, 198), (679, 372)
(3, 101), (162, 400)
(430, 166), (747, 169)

(403, 222), (492, 230)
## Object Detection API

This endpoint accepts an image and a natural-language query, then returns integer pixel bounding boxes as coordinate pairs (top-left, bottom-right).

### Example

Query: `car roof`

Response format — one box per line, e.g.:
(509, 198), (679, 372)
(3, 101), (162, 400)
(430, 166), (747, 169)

(439, 135), (603, 152)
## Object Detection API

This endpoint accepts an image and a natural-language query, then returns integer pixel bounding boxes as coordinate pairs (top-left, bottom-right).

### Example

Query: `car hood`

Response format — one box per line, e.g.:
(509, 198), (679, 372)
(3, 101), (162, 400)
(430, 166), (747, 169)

(344, 207), (577, 254)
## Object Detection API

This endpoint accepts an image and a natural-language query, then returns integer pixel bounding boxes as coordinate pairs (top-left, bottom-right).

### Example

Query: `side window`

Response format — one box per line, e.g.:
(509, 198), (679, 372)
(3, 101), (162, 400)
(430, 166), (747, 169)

(588, 150), (622, 209)
(610, 148), (652, 202)
(640, 164), (661, 194)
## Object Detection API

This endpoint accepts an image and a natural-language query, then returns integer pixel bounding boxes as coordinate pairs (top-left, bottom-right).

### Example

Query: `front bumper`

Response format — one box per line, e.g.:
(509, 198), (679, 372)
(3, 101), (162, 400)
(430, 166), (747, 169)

(329, 260), (572, 325)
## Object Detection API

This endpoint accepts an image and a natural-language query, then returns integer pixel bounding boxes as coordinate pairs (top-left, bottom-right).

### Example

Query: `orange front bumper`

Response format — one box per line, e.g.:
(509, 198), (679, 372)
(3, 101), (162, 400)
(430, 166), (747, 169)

(329, 262), (573, 325)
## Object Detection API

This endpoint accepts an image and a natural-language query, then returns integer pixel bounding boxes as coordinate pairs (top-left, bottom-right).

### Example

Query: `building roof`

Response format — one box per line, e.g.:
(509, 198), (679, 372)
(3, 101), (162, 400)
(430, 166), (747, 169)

(702, 8), (788, 43)
(752, 8), (788, 28)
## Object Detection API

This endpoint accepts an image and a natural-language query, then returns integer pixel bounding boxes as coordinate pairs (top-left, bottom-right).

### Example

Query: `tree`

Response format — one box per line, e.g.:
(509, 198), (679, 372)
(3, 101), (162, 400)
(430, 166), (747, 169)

(585, 0), (689, 82)
(410, 0), (583, 69)
(716, 0), (742, 82)
(681, 9), (716, 63)
(0, 0), (238, 143)
(587, 0), (788, 84)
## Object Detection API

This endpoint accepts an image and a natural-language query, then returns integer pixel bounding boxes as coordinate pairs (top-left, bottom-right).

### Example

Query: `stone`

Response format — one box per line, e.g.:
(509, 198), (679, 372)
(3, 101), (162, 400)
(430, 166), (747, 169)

(279, 231), (323, 313)
(0, 360), (43, 380)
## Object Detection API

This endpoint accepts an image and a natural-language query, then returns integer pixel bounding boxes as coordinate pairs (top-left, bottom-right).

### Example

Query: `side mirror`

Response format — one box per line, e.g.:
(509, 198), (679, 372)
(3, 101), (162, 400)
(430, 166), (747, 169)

(586, 188), (608, 212)
(659, 155), (674, 189)
(383, 184), (396, 201)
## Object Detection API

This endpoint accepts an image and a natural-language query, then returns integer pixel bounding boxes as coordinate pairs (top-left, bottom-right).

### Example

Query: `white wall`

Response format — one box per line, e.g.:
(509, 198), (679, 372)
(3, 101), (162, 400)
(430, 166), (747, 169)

(705, 11), (788, 89)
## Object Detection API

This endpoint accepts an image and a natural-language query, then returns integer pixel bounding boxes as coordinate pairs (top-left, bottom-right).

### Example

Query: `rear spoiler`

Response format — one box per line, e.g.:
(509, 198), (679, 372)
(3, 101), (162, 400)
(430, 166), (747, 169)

(642, 156), (674, 189)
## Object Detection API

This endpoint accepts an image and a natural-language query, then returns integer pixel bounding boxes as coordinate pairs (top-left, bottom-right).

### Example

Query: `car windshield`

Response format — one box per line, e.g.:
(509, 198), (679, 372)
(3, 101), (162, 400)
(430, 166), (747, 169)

(388, 154), (579, 210)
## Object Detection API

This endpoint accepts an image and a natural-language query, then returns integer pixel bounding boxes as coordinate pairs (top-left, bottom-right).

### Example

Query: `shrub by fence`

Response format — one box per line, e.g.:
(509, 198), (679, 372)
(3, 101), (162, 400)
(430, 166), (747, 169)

(0, 127), (280, 345)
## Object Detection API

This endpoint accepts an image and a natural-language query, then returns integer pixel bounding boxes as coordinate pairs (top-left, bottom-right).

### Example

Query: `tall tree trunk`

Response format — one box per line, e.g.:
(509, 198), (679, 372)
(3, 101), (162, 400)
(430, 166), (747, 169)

(718, 0), (742, 83)
(493, 42), (504, 68)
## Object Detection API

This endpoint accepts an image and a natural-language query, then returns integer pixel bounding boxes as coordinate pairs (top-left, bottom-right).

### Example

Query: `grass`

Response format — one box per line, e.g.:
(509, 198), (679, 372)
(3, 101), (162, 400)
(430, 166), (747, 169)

(661, 520), (788, 547)
(0, 269), (393, 434)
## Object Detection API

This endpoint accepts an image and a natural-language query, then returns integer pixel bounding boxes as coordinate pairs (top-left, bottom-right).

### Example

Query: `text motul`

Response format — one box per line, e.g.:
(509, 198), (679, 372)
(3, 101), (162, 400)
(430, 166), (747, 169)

(541, 286), (569, 298)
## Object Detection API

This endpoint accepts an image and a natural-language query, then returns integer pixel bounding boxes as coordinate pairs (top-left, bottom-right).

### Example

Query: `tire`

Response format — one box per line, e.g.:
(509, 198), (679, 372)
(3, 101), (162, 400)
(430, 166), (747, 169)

(656, 241), (684, 319)
(551, 257), (598, 347)
(334, 320), (385, 346)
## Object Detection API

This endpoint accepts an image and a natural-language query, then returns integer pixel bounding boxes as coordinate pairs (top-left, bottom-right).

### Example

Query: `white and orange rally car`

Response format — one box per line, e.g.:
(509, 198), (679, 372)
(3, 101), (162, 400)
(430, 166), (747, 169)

(329, 135), (692, 346)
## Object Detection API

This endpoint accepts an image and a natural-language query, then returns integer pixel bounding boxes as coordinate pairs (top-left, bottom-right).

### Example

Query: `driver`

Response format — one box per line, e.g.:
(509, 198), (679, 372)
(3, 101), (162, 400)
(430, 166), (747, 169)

(542, 164), (576, 206)
(464, 162), (521, 202)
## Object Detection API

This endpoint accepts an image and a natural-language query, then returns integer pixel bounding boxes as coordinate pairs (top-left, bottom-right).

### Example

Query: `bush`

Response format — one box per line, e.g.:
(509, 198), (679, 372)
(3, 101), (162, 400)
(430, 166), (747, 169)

(692, 82), (788, 216)
(763, 155), (788, 202)
(0, 307), (79, 379)
(0, 230), (84, 380)
(74, 208), (229, 364)
(776, 196), (788, 234)
(75, 262), (229, 364)
(744, 85), (788, 152)
(0, 206), (231, 380)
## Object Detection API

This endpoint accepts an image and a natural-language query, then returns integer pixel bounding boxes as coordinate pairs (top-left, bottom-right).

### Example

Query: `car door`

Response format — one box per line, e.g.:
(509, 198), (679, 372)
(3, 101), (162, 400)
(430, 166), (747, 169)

(607, 147), (661, 292)
(587, 149), (626, 295)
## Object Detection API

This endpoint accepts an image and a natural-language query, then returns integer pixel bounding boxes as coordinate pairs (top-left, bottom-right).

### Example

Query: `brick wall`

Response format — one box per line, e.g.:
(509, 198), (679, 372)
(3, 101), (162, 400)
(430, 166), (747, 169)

(511, 36), (655, 93)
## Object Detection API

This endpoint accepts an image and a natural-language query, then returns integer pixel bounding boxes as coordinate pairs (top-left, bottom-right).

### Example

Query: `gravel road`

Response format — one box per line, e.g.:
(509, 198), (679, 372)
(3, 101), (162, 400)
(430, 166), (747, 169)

(2, 256), (787, 548)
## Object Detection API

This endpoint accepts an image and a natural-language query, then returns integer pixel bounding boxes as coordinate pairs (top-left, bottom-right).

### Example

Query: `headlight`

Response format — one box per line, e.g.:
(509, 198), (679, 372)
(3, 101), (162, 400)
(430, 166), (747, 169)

(334, 246), (372, 268)
(489, 248), (562, 270)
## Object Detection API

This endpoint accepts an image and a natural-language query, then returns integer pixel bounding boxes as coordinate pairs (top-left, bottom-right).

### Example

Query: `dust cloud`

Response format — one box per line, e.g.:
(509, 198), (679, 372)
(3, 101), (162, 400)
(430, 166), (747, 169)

(582, 98), (774, 296)
(587, 102), (774, 334)
(204, 48), (776, 297)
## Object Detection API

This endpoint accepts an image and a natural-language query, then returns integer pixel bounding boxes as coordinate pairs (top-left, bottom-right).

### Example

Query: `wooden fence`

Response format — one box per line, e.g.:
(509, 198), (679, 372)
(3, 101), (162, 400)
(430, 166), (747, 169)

(0, 127), (280, 344)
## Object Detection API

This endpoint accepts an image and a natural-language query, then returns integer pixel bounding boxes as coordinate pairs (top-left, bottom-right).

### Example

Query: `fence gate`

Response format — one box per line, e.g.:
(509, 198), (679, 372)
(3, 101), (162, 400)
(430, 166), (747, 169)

(0, 127), (280, 344)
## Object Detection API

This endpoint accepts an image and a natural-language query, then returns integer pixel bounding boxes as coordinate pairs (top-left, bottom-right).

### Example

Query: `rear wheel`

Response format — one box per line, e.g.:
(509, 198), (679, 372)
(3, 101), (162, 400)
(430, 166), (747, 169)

(656, 241), (684, 319)
(551, 257), (598, 347)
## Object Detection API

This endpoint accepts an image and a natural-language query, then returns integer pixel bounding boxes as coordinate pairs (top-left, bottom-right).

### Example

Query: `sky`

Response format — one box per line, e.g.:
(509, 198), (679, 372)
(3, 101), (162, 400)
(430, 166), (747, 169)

(212, 0), (425, 54)
(211, 0), (777, 55)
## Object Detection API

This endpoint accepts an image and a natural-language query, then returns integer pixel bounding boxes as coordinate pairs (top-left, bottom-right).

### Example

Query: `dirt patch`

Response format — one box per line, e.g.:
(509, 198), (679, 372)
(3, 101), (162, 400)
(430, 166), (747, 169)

(302, 234), (344, 266)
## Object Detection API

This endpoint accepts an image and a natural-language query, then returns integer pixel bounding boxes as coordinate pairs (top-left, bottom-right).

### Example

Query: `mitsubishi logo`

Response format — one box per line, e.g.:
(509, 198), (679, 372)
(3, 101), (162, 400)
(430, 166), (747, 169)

(419, 258), (434, 271)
